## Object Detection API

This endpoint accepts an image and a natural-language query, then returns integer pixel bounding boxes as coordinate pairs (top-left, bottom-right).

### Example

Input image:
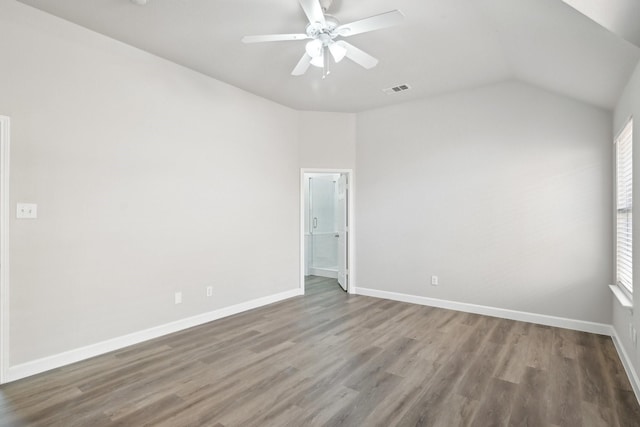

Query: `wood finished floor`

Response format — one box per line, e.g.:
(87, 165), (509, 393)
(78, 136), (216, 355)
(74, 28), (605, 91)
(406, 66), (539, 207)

(1, 276), (639, 426)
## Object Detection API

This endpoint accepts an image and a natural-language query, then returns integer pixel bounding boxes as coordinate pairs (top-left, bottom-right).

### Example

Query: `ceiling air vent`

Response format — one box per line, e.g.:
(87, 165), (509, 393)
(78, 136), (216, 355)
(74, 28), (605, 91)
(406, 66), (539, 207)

(383, 84), (411, 95)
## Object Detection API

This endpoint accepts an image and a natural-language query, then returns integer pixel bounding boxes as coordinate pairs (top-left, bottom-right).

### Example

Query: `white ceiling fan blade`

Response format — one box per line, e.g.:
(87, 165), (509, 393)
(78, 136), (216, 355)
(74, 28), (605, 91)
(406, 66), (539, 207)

(298, 0), (326, 26)
(242, 34), (309, 43)
(336, 41), (378, 69)
(292, 53), (312, 76)
(336, 10), (404, 37)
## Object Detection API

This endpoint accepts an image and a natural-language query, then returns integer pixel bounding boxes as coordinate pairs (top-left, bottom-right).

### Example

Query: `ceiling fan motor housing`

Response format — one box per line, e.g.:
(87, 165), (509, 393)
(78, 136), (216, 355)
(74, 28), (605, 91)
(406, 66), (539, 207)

(305, 15), (339, 39)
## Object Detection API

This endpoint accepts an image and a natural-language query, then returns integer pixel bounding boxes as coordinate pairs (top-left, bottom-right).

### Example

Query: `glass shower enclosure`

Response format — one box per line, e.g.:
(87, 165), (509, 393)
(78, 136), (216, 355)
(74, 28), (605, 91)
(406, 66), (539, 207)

(305, 174), (339, 278)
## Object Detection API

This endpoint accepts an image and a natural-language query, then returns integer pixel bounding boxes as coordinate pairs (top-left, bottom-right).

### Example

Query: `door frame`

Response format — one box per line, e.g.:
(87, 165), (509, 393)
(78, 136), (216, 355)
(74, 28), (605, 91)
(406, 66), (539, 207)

(300, 168), (355, 295)
(0, 116), (10, 384)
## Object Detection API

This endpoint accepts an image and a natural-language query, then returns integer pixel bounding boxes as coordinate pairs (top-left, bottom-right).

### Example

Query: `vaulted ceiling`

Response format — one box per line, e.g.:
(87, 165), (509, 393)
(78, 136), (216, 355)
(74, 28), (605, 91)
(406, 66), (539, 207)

(16, 0), (640, 112)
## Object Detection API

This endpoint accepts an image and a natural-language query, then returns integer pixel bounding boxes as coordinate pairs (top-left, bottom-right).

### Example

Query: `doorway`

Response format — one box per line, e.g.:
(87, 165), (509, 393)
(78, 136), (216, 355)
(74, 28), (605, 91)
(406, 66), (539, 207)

(0, 116), (9, 384)
(300, 169), (353, 295)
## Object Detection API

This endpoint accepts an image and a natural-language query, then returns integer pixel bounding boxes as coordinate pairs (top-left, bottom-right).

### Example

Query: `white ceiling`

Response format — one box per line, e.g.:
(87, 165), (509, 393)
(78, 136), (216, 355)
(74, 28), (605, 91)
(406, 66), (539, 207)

(562, 0), (640, 47)
(16, 0), (640, 112)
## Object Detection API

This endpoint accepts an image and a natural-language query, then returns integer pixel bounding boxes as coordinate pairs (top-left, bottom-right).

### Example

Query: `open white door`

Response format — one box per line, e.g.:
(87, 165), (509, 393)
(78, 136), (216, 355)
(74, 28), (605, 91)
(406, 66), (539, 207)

(337, 174), (348, 291)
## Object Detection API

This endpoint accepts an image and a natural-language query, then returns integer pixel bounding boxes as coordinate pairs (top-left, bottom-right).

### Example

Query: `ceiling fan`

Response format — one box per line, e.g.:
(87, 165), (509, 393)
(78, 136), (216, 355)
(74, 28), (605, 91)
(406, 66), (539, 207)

(242, 0), (404, 78)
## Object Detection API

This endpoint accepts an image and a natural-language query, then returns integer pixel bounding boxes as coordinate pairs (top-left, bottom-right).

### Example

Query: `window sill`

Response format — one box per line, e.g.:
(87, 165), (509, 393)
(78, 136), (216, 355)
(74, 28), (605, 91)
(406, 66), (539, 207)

(610, 284), (633, 313)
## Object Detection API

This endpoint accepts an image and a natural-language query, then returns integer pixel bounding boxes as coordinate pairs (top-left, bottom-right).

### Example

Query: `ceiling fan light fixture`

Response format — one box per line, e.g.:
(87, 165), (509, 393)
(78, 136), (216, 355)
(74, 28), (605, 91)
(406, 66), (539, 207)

(328, 42), (347, 63)
(310, 52), (324, 68)
(305, 39), (323, 57)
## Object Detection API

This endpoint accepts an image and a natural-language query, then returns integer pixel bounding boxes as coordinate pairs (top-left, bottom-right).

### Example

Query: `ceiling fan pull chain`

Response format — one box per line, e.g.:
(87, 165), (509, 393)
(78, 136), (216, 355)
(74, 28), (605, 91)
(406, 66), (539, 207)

(322, 46), (330, 79)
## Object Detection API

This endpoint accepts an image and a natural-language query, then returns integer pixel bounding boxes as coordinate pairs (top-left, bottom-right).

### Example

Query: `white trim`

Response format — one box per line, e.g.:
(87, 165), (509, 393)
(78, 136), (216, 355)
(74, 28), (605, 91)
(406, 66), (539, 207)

(611, 328), (640, 405)
(609, 284), (634, 312)
(354, 287), (612, 335)
(300, 168), (355, 295)
(300, 170), (306, 294)
(0, 116), (10, 385)
(4, 288), (302, 383)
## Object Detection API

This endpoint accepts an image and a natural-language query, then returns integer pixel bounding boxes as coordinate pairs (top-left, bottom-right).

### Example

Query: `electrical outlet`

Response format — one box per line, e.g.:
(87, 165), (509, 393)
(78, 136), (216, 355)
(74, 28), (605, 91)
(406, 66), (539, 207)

(174, 292), (182, 304)
(206, 286), (213, 297)
(431, 275), (439, 286)
(16, 203), (37, 219)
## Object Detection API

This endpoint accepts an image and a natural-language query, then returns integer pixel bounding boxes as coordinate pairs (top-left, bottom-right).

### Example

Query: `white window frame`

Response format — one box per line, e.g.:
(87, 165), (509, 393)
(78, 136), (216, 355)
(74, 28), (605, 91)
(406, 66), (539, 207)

(615, 118), (633, 296)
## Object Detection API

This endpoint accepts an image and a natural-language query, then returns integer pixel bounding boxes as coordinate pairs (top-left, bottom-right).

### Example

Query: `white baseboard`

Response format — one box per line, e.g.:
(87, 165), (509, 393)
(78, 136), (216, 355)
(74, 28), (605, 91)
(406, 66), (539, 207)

(5, 288), (302, 383)
(309, 267), (338, 279)
(611, 329), (640, 405)
(354, 287), (612, 335)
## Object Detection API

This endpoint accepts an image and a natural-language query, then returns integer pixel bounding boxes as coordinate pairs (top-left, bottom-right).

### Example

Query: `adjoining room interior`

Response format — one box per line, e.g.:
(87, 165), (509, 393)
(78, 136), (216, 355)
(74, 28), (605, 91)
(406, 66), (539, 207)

(303, 172), (349, 292)
(1, 0), (640, 425)
(305, 174), (341, 280)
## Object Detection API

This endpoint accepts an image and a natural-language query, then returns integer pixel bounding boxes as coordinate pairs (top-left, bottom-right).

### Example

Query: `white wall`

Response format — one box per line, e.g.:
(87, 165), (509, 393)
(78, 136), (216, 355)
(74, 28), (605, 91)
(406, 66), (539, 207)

(356, 81), (613, 324)
(298, 111), (356, 169)
(0, 1), (300, 365)
(613, 59), (640, 384)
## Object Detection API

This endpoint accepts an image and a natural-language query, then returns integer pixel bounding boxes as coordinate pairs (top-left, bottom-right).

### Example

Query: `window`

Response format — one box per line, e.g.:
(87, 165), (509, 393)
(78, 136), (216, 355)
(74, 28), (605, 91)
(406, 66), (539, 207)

(616, 119), (633, 294)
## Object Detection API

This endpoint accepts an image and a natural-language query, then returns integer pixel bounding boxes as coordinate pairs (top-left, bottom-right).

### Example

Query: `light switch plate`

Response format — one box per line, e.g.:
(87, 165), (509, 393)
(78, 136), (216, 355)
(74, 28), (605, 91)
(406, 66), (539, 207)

(16, 203), (37, 219)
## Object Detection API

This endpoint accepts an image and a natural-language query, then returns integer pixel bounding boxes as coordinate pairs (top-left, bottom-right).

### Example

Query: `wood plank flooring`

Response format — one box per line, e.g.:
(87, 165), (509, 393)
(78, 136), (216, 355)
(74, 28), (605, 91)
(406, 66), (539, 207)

(1, 276), (639, 426)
